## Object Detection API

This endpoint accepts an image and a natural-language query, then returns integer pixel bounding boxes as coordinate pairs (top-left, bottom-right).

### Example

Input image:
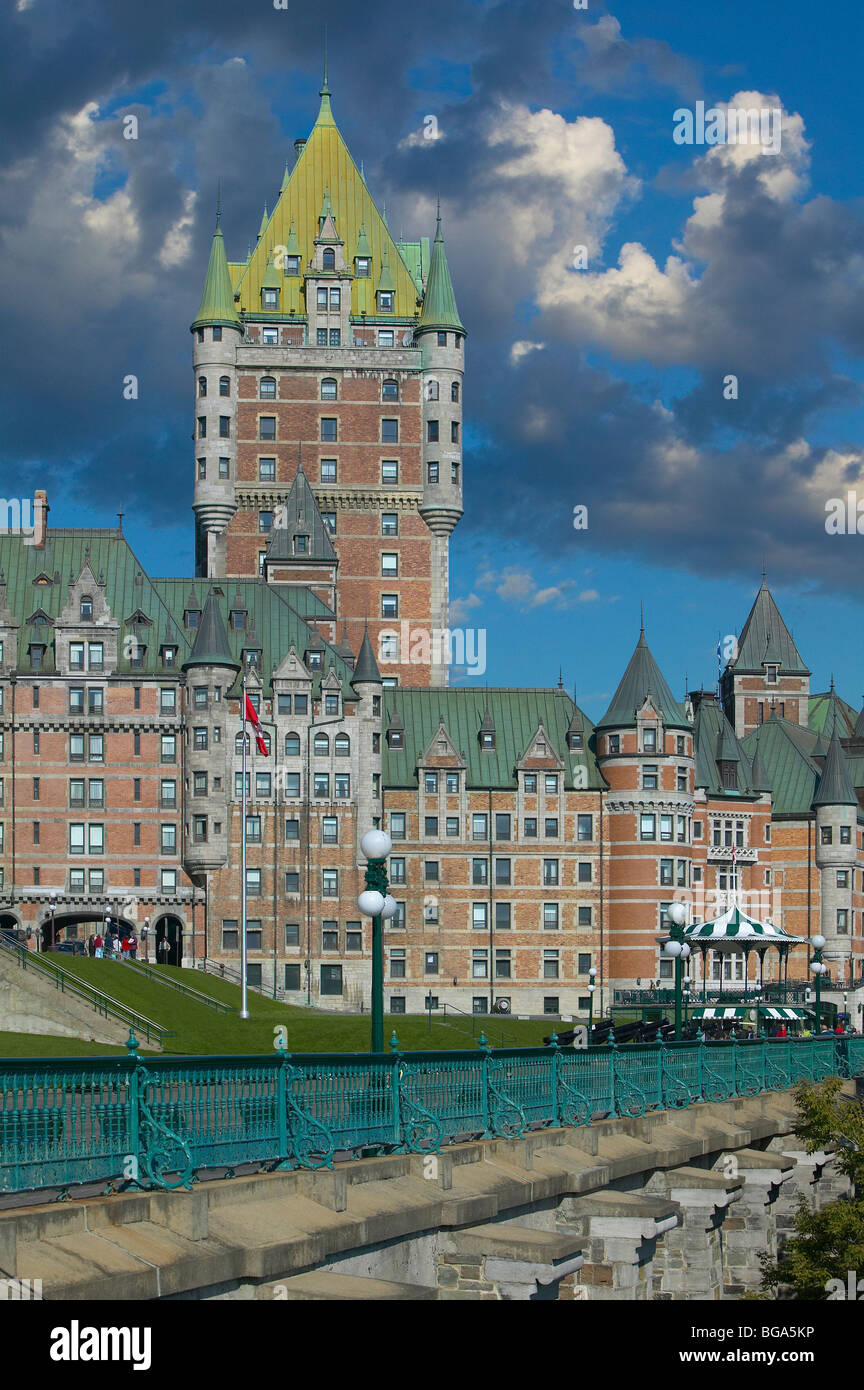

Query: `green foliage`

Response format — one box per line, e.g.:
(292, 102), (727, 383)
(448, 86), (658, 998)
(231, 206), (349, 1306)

(759, 1078), (864, 1299)
(759, 1195), (864, 1300)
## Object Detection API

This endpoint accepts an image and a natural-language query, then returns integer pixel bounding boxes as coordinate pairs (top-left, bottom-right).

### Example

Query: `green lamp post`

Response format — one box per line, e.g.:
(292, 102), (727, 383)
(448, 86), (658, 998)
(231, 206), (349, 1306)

(664, 901), (691, 1041)
(358, 829), (397, 1054)
(810, 933), (827, 1033)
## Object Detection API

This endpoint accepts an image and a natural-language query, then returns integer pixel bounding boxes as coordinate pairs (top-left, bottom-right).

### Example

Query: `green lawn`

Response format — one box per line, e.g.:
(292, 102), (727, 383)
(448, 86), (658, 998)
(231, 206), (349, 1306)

(1, 957), (560, 1058)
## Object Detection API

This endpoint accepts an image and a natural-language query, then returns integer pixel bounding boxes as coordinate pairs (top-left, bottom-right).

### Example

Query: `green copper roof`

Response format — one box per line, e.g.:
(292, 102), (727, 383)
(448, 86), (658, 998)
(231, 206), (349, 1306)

(383, 689), (604, 790)
(265, 466), (336, 565)
(192, 220), (241, 330)
(596, 629), (690, 731)
(809, 689), (857, 739)
(812, 728), (858, 807)
(693, 697), (754, 796)
(258, 204), (270, 240)
(284, 219), (300, 257)
(417, 211), (464, 333)
(749, 733), (772, 792)
(261, 250), (281, 289)
(355, 222), (372, 258)
(732, 579), (810, 674)
(377, 249), (395, 292)
(183, 590), (238, 671)
(351, 629), (382, 686)
(740, 716), (822, 816)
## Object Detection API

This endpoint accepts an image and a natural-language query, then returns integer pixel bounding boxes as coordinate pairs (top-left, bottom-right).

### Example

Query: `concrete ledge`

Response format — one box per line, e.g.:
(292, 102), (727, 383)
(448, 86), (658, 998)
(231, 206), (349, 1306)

(268, 1272), (437, 1300)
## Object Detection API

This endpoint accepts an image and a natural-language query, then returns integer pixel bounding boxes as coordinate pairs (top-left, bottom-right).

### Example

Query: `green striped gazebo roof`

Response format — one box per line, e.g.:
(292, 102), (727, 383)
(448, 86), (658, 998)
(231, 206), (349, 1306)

(683, 899), (794, 951)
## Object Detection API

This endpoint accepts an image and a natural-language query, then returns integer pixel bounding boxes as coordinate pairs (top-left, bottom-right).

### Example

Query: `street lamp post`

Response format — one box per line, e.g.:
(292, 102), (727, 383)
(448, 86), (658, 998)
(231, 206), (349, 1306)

(810, 934), (827, 1032)
(664, 902), (691, 1040)
(143, 916), (150, 963)
(587, 965), (597, 1040)
(48, 890), (57, 951)
(358, 829), (397, 1053)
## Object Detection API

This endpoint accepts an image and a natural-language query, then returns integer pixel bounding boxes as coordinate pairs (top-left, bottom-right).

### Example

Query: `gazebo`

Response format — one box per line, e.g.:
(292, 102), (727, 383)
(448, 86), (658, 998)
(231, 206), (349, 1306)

(682, 898), (798, 1002)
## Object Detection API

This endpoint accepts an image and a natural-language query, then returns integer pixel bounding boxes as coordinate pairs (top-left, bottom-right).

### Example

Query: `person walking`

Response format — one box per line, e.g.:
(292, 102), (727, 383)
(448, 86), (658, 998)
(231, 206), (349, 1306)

(94, 933), (103, 959)
(121, 936), (130, 961)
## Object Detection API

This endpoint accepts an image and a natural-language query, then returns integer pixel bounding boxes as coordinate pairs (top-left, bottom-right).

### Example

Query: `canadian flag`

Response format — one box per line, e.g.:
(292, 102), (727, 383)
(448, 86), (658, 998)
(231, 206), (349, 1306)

(244, 694), (268, 756)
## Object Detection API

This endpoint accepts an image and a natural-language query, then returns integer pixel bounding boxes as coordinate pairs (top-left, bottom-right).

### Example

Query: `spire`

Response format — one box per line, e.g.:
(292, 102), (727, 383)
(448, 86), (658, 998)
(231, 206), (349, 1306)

(265, 468), (336, 564)
(192, 218), (240, 331)
(734, 579), (810, 674)
(284, 218), (300, 258)
(182, 591), (239, 671)
(351, 628), (382, 686)
(812, 728), (857, 807)
(418, 206), (464, 333)
(261, 249), (280, 290)
(376, 247), (395, 292)
(749, 733), (772, 793)
(316, 68), (335, 128)
(355, 222), (372, 259)
(597, 628), (690, 731)
(258, 203), (269, 241)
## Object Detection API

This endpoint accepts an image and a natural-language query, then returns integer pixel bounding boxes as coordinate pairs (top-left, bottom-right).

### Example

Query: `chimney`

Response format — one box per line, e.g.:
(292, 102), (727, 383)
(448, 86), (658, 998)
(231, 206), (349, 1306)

(294, 138), (307, 161)
(33, 490), (48, 549)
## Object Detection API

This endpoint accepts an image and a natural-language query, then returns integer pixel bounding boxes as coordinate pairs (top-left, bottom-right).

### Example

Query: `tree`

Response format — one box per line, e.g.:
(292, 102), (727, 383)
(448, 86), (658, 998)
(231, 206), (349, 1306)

(759, 1078), (864, 1299)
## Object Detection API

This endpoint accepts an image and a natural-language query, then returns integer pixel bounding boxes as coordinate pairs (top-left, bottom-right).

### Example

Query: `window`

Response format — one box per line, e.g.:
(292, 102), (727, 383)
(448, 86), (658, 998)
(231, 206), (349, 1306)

(198, 416), (206, 438)
(219, 457), (230, 479)
(472, 813), (488, 841)
(88, 734), (103, 762)
(840, 826), (852, 845)
(677, 767), (688, 792)
(495, 858), (511, 885)
(640, 814), (656, 840)
(643, 727), (657, 752)
(285, 817), (299, 840)
(543, 859), (559, 886)
(381, 419), (399, 444)
(69, 642), (85, 671)
(389, 812), (407, 841)
(577, 861), (592, 883)
(282, 773), (301, 797)
(322, 869), (338, 898)
(245, 869), (261, 897)
(334, 733), (350, 757)
(256, 772), (271, 797)
(160, 824), (177, 854)
(838, 909), (850, 934)
(320, 417), (337, 442)
(446, 816), (459, 837)
(543, 950), (560, 980)
(821, 826), (833, 845)
(495, 813), (511, 841)
(543, 903), (559, 931)
(160, 779), (177, 808)
(322, 816), (339, 844)
(193, 771), (207, 796)
(69, 687), (84, 714)
(284, 964), (301, 991)
(382, 379), (398, 401)
(259, 417), (276, 440)
(219, 416), (230, 439)
(660, 815), (673, 843)
(259, 376), (276, 399)
(472, 950), (488, 980)
(544, 818), (559, 838)
(472, 903), (488, 931)
(321, 378), (337, 401)
(660, 858), (674, 887)
(378, 330), (394, 347)
(320, 965), (343, 996)
(382, 460), (398, 484)
(389, 949), (406, 980)
(472, 859), (488, 886)
(424, 815), (438, 837)
(451, 421), (459, 444)
(355, 256), (371, 277)
(381, 552), (398, 578)
(524, 817), (537, 838)
(378, 290), (394, 312)
(446, 773), (459, 794)
(346, 925), (362, 952)
(494, 949), (511, 980)
(608, 734), (620, 755)
(427, 462), (439, 484)
(642, 764), (658, 790)
(578, 906), (592, 926)
(381, 593), (399, 620)
(424, 951), (439, 975)
(259, 458), (276, 482)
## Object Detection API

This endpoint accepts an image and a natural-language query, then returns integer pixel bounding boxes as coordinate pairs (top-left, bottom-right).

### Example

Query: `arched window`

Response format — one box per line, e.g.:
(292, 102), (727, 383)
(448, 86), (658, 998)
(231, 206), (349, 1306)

(80, 597), (93, 621)
(427, 380), (439, 401)
(259, 376), (277, 400)
(451, 381), (460, 403)
(334, 733), (350, 757)
(219, 376), (230, 397)
(313, 732), (329, 755)
(322, 248), (336, 271)
(235, 731), (251, 754)
(198, 376), (207, 397)
(382, 379), (398, 401)
(284, 732), (300, 757)
(320, 378), (337, 401)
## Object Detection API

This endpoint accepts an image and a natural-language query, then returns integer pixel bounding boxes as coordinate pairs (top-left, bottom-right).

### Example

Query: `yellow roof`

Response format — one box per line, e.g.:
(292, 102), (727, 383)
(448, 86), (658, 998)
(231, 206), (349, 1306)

(231, 88), (422, 322)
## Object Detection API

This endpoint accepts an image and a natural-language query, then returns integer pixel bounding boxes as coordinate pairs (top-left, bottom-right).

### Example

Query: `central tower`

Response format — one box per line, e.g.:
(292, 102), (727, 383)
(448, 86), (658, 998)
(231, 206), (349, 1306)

(190, 79), (465, 686)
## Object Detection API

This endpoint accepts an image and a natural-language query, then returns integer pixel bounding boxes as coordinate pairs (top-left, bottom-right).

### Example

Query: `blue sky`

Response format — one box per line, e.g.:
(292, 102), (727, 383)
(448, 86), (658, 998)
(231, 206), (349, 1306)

(1, 0), (863, 721)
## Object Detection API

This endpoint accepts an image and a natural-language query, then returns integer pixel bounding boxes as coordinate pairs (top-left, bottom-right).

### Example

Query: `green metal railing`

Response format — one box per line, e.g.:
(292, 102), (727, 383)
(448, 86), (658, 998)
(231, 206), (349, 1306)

(2, 1032), (863, 1197)
(124, 961), (235, 1016)
(0, 939), (172, 1048)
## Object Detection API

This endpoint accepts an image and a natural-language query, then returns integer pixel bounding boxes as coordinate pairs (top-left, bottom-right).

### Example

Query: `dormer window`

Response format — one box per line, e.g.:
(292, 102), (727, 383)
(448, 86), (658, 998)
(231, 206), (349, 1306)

(322, 248), (336, 271)
(480, 732), (495, 751)
(230, 610), (246, 630)
(262, 287), (279, 310)
(29, 644), (45, 669)
(765, 664), (778, 684)
(306, 649), (323, 671)
(387, 727), (403, 748)
(284, 255), (301, 276)
(568, 731), (583, 749)
(81, 597), (93, 620)
(643, 727), (657, 752)
(295, 535), (309, 554)
(377, 290), (394, 312)
(161, 646), (178, 667)
(244, 649), (261, 669)
(130, 644), (146, 668)
(185, 609), (201, 629)
(355, 256), (371, 277)
(719, 760), (737, 790)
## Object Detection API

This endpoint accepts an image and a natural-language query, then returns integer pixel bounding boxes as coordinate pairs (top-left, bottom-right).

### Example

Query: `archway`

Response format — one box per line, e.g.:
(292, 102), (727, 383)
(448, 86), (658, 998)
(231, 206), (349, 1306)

(0, 912), (23, 946)
(155, 915), (183, 967)
(40, 908), (137, 955)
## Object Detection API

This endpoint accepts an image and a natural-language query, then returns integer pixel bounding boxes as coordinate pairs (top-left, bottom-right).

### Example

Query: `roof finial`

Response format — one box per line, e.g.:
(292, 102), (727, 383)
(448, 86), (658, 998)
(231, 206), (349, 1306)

(830, 673), (835, 694)
(558, 667), (563, 689)
(216, 177), (222, 228)
(761, 558), (767, 585)
(639, 600), (644, 636)
(321, 25), (330, 94)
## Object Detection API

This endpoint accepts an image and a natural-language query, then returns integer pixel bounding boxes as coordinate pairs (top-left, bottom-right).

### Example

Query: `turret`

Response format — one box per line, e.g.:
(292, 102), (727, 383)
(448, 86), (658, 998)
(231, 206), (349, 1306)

(191, 214), (243, 578)
(812, 728), (858, 965)
(181, 591), (240, 875)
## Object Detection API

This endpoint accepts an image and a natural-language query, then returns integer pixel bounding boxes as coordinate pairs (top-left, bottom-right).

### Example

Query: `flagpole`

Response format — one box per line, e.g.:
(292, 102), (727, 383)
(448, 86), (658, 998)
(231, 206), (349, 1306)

(240, 667), (249, 1019)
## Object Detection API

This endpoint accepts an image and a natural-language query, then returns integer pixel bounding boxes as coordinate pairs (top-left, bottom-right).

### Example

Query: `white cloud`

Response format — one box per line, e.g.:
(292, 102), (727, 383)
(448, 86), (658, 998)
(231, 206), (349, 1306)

(449, 593), (482, 623)
(159, 189), (198, 268)
(510, 340), (545, 364)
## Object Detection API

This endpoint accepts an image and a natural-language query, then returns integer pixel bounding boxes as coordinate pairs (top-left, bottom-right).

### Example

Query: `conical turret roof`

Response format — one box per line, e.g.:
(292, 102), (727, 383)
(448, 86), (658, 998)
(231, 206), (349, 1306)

(192, 218), (241, 331)
(812, 728), (857, 807)
(418, 209), (464, 333)
(182, 591), (239, 671)
(597, 627), (690, 731)
(351, 628), (382, 686)
(733, 578), (810, 675)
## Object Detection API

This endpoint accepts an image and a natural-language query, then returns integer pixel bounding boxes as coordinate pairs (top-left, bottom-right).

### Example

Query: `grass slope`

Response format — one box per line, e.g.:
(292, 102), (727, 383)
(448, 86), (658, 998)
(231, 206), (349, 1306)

(1, 957), (556, 1057)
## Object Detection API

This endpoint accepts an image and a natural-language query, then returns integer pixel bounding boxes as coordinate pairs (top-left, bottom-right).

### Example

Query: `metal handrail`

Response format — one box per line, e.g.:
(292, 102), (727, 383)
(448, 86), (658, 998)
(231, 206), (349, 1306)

(0, 937), (172, 1047)
(194, 958), (286, 1002)
(124, 961), (235, 1015)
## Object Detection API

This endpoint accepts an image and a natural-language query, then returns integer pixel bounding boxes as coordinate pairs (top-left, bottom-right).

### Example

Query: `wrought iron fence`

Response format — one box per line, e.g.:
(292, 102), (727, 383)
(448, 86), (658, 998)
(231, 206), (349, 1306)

(1, 1031), (863, 1197)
